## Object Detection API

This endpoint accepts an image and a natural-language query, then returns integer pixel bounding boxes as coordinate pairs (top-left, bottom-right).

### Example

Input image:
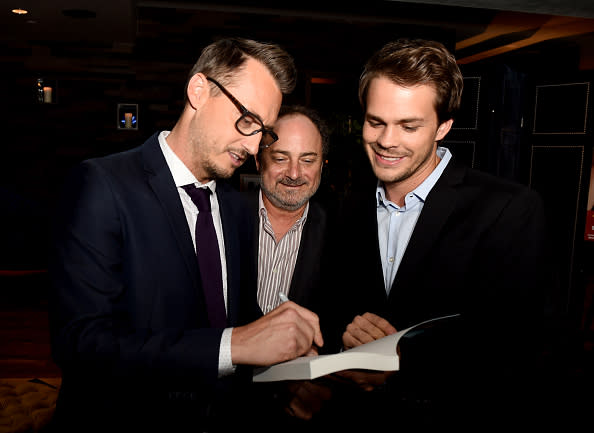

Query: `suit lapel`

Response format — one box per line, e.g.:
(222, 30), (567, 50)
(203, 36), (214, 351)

(217, 182), (241, 326)
(288, 202), (325, 306)
(391, 158), (465, 293)
(141, 134), (200, 290)
(247, 190), (260, 258)
(358, 188), (390, 303)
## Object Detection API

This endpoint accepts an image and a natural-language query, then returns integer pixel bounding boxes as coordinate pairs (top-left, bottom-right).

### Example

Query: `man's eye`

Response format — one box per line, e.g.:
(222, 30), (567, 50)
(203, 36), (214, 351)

(239, 114), (261, 129)
(239, 117), (256, 127)
(403, 125), (419, 132)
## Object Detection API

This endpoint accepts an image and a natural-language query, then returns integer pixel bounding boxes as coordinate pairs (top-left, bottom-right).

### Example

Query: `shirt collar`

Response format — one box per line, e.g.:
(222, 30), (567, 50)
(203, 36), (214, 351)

(159, 130), (217, 192)
(376, 146), (451, 207)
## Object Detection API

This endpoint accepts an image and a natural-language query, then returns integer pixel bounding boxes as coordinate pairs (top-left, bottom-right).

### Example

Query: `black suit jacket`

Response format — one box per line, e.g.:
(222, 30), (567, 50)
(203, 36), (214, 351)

(248, 190), (328, 312)
(49, 132), (259, 432)
(320, 156), (552, 429)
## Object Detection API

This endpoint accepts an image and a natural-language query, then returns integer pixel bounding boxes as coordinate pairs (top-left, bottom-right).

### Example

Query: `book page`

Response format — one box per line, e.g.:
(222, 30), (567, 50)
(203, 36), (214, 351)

(253, 313), (460, 382)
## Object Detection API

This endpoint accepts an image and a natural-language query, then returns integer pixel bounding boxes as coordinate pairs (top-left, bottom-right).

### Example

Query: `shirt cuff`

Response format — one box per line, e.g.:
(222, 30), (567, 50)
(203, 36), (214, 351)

(218, 327), (236, 377)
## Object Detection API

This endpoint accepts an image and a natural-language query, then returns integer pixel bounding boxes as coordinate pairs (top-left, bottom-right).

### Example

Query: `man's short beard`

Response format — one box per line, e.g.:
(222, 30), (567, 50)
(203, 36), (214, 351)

(261, 182), (310, 212)
(203, 160), (233, 180)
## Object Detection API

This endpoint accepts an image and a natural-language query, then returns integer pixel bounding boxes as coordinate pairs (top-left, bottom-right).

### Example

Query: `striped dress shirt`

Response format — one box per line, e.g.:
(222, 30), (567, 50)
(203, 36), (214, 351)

(257, 194), (308, 314)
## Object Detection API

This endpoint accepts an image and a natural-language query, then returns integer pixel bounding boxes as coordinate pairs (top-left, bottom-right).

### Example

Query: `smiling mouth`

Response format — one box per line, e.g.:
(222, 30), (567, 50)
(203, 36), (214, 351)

(370, 143), (405, 164)
(280, 180), (306, 188)
(375, 152), (404, 164)
(229, 151), (246, 164)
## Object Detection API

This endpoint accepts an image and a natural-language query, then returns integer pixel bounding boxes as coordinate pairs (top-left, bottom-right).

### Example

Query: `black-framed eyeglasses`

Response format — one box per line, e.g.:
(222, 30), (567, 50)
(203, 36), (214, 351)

(206, 76), (278, 149)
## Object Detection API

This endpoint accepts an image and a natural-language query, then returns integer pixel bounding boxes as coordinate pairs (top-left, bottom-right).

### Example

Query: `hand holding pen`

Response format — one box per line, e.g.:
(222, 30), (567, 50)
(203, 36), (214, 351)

(279, 292), (319, 356)
(230, 291), (323, 366)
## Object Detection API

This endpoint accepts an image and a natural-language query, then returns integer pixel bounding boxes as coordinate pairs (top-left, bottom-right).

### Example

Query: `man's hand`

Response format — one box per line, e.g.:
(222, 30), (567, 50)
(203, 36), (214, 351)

(231, 301), (323, 366)
(284, 380), (332, 420)
(332, 370), (394, 392)
(334, 312), (397, 392)
(342, 312), (397, 349)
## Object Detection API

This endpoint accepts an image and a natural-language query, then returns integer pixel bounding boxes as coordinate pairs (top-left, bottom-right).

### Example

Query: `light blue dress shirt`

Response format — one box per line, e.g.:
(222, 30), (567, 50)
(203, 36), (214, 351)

(377, 147), (452, 294)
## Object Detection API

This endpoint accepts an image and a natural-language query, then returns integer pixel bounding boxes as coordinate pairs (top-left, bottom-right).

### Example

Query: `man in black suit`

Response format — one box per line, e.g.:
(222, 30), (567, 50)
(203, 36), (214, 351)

(318, 38), (552, 430)
(248, 105), (332, 426)
(253, 105), (330, 314)
(48, 37), (322, 433)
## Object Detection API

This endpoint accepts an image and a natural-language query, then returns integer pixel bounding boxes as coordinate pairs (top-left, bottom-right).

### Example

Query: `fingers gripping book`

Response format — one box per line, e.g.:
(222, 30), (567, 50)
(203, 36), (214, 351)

(253, 314), (460, 382)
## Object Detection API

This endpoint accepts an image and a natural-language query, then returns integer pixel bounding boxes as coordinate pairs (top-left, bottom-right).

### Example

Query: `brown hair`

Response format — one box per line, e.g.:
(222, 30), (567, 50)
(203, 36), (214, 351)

(185, 37), (296, 102)
(358, 38), (463, 123)
(276, 105), (330, 158)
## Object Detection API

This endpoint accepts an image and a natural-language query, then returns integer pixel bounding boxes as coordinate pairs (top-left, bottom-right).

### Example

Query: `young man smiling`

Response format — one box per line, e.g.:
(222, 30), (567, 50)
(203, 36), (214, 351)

(319, 38), (551, 431)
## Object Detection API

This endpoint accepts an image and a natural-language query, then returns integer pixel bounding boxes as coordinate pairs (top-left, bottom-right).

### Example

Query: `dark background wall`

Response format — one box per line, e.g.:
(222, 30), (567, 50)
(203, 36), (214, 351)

(1, 0), (594, 383)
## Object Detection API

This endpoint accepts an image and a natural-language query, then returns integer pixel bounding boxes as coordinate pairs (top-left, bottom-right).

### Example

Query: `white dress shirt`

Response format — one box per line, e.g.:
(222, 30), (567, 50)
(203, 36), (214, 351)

(158, 131), (234, 377)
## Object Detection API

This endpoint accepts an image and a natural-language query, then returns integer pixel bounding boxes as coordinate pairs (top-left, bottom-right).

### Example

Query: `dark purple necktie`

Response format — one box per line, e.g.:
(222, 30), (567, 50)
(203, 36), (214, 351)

(182, 185), (227, 328)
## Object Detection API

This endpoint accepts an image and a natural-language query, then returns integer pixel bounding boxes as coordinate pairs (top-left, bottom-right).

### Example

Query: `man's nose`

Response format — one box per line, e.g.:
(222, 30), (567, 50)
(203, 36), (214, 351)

(287, 160), (301, 179)
(377, 125), (399, 149)
(242, 135), (261, 156)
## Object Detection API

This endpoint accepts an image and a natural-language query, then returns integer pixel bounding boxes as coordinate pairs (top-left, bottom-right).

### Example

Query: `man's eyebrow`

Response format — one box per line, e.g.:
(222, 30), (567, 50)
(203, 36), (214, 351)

(366, 113), (425, 124)
(269, 149), (290, 156)
(365, 113), (384, 123)
(398, 117), (425, 123)
(268, 150), (319, 158)
(245, 107), (266, 125)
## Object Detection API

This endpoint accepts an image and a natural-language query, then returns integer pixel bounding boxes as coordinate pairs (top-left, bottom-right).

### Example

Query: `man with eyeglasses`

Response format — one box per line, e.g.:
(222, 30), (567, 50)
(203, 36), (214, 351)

(48, 37), (322, 433)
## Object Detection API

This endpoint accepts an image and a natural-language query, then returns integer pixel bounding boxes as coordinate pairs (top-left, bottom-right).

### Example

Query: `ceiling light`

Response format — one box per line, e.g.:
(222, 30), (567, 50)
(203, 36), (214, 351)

(11, 8), (28, 15)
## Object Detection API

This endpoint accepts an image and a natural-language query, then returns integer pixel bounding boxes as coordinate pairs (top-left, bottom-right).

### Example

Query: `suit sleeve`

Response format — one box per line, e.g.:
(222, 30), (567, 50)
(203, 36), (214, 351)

(475, 187), (549, 338)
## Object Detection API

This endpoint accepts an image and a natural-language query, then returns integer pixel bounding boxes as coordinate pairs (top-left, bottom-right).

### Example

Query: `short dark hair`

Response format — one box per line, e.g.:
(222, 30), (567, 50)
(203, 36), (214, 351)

(275, 105), (330, 158)
(185, 37), (296, 102)
(359, 38), (464, 124)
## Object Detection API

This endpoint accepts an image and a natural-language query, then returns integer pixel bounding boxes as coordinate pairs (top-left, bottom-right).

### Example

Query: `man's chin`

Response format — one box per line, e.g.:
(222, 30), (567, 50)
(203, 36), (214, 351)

(210, 162), (241, 179)
(279, 197), (309, 211)
(265, 194), (303, 212)
(373, 166), (406, 184)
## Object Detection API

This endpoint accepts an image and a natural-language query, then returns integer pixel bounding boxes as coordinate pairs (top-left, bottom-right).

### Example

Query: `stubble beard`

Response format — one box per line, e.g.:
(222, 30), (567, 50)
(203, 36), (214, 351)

(189, 122), (242, 180)
(373, 159), (419, 185)
(261, 177), (318, 212)
(368, 142), (434, 187)
(202, 158), (234, 180)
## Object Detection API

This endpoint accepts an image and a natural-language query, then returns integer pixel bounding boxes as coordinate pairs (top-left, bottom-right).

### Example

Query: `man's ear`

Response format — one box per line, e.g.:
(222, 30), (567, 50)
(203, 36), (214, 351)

(187, 73), (208, 110)
(436, 118), (453, 141)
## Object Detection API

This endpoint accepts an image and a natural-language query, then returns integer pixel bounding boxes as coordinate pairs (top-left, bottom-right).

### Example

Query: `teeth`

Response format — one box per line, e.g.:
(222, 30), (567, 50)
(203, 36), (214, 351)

(381, 155), (400, 161)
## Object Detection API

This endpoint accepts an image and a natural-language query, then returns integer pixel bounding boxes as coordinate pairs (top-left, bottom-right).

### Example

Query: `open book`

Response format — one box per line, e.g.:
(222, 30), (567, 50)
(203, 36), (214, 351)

(253, 313), (460, 382)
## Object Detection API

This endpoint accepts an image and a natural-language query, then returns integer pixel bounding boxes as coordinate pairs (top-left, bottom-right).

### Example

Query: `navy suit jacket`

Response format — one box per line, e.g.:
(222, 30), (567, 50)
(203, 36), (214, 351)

(49, 132), (259, 431)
